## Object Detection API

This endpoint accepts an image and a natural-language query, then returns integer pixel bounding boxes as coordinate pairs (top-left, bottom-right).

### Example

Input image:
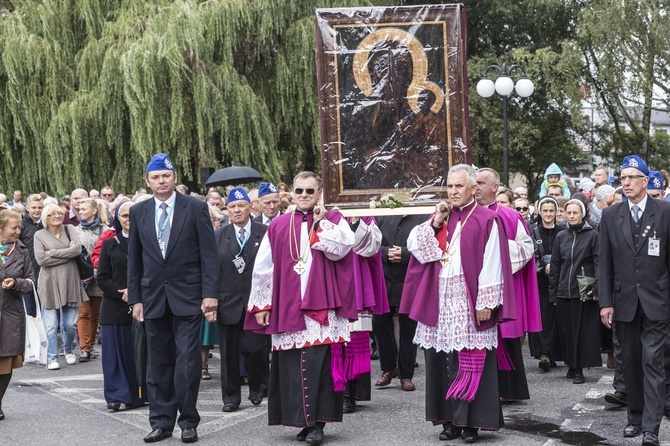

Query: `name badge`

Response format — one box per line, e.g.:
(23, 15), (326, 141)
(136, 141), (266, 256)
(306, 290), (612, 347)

(648, 236), (660, 257)
(233, 256), (246, 274)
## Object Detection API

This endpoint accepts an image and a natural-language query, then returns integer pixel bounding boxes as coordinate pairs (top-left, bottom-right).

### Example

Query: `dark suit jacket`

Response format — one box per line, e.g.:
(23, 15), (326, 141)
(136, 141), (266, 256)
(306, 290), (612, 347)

(598, 197), (670, 322)
(378, 214), (428, 307)
(127, 193), (219, 319)
(253, 212), (281, 226)
(215, 220), (267, 325)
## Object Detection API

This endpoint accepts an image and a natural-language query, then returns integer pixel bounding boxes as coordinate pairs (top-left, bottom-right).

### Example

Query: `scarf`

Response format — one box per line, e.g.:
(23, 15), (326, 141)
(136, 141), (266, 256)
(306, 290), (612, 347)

(0, 242), (15, 264)
(80, 217), (101, 230)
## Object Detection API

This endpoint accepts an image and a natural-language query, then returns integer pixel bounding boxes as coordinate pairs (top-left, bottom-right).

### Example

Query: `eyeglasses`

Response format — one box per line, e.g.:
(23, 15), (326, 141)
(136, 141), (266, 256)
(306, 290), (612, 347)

(102, 193), (114, 197)
(620, 174), (646, 181)
(516, 207), (529, 212)
(294, 188), (316, 195)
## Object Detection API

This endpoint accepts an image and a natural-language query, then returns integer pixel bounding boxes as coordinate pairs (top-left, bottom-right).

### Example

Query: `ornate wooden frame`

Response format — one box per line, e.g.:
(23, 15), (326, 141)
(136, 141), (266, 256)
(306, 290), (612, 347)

(315, 4), (471, 207)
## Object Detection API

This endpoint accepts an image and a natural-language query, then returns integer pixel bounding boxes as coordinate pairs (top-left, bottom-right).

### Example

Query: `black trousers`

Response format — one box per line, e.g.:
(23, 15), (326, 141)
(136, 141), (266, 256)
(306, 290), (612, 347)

(617, 303), (669, 434)
(144, 307), (202, 431)
(217, 319), (270, 405)
(372, 307), (417, 379)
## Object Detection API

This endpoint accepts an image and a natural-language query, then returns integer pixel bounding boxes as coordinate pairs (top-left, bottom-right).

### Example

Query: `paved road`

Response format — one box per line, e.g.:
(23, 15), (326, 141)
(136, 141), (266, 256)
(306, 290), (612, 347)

(3, 343), (668, 445)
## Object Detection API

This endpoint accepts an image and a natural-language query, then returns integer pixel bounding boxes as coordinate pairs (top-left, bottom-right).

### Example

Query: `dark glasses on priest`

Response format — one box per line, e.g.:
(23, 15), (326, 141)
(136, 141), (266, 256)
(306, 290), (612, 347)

(294, 188), (317, 195)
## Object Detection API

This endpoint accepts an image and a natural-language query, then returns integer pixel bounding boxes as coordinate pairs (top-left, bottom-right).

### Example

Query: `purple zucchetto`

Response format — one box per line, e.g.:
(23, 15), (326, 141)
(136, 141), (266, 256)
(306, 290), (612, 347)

(146, 153), (175, 173)
(227, 187), (250, 204)
(258, 182), (279, 198)
(621, 154), (650, 176)
(648, 171), (663, 190)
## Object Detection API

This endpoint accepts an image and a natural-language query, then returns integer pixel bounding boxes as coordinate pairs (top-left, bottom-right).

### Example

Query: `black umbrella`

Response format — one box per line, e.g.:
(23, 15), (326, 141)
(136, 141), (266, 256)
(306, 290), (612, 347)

(132, 319), (148, 402)
(205, 166), (263, 187)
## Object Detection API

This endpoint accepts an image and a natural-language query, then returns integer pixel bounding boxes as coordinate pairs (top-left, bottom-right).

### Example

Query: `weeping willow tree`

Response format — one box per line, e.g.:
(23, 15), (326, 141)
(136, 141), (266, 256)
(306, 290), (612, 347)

(0, 0), (386, 196)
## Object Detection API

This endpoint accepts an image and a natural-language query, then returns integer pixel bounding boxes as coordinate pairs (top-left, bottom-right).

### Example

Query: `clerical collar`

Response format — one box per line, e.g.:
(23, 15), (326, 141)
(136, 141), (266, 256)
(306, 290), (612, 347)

(457, 199), (476, 212)
(482, 201), (496, 208)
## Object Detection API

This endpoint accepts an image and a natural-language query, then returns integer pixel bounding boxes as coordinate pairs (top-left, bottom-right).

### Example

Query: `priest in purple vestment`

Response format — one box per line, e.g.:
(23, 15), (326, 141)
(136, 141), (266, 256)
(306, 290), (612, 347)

(400, 164), (515, 443)
(476, 168), (541, 401)
(244, 171), (357, 445)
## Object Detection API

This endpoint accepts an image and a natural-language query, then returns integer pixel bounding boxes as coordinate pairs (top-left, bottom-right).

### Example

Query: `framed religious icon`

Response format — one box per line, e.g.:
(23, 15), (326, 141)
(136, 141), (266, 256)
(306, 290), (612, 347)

(315, 4), (471, 208)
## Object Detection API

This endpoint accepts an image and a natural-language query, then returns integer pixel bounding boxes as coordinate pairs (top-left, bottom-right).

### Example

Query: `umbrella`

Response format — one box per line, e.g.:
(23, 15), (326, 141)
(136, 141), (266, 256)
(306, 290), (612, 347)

(132, 319), (148, 402)
(205, 166), (263, 187)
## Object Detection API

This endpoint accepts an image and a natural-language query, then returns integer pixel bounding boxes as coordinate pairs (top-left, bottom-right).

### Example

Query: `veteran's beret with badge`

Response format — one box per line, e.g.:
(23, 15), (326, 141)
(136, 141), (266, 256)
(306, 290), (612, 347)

(648, 171), (663, 190)
(621, 154), (650, 176)
(258, 182), (279, 198)
(227, 187), (250, 205)
(146, 153), (175, 173)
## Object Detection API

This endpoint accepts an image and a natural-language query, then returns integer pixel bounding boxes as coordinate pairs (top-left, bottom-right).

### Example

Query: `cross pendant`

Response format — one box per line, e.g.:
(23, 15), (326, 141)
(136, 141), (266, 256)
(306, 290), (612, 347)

(440, 255), (450, 267)
(294, 260), (306, 275)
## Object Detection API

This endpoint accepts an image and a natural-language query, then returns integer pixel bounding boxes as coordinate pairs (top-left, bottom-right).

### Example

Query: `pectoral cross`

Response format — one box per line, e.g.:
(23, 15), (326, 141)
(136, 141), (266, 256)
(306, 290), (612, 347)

(294, 260), (306, 275)
(440, 254), (450, 267)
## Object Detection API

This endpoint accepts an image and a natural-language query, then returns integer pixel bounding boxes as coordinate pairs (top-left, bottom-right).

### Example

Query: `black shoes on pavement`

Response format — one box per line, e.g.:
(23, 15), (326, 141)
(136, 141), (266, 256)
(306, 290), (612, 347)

(642, 432), (660, 446)
(222, 403), (239, 412)
(623, 424), (642, 437)
(181, 428), (198, 443)
(604, 391), (627, 406)
(143, 428), (173, 443)
(343, 397), (357, 413)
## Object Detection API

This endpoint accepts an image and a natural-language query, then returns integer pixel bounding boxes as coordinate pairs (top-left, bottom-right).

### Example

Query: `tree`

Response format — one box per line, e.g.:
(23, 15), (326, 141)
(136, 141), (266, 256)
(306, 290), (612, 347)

(579, 0), (670, 165)
(0, 0), (385, 196)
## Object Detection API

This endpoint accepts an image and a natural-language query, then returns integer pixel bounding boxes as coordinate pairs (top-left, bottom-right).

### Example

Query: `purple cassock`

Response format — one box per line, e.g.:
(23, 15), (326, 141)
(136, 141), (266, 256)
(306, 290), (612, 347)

(244, 210), (358, 335)
(492, 204), (542, 338)
(399, 206), (517, 331)
(349, 216), (390, 315)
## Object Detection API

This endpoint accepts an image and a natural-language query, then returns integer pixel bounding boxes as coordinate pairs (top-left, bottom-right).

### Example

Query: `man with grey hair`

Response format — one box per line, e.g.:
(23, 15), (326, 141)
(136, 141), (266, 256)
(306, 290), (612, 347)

(401, 163), (514, 442)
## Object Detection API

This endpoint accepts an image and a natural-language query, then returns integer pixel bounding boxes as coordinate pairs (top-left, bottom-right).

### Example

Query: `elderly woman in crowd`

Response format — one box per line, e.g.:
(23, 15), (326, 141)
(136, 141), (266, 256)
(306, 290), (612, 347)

(529, 197), (564, 372)
(0, 210), (35, 420)
(201, 205), (222, 380)
(548, 199), (600, 384)
(97, 202), (146, 411)
(588, 185), (615, 229)
(75, 198), (109, 362)
(34, 204), (88, 370)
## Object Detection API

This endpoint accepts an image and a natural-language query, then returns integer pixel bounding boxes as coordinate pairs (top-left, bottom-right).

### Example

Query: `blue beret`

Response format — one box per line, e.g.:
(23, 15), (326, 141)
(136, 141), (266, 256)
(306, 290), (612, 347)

(621, 154), (649, 176)
(146, 153), (175, 173)
(227, 187), (250, 204)
(648, 171), (663, 190)
(258, 182), (279, 198)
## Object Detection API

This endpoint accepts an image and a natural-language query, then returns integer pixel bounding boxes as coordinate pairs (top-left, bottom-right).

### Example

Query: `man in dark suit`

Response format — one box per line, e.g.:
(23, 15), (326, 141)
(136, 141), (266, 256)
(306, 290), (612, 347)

(372, 214), (426, 390)
(253, 182), (282, 225)
(128, 153), (219, 444)
(215, 187), (269, 412)
(599, 155), (670, 446)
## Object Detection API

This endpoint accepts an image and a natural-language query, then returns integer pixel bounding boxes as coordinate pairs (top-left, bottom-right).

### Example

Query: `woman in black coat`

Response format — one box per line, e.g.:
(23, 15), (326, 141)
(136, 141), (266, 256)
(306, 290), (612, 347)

(97, 202), (146, 410)
(549, 199), (601, 384)
(529, 197), (564, 372)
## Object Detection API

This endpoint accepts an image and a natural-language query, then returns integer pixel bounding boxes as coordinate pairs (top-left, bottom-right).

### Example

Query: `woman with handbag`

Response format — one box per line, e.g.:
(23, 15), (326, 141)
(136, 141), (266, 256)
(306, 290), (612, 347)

(34, 204), (88, 370)
(0, 210), (35, 420)
(97, 202), (147, 411)
(548, 199), (601, 384)
(75, 198), (109, 362)
(529, 197), (564, 372)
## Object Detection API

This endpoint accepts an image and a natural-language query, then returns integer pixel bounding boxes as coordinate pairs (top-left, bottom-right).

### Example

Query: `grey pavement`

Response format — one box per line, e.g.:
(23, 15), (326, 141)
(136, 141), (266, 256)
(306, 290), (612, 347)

(3, 342), (669, 445)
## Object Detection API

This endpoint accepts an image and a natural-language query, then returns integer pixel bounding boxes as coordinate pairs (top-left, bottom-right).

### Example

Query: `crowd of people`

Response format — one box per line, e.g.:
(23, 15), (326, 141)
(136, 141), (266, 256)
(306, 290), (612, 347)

(0, 153), (669, 446)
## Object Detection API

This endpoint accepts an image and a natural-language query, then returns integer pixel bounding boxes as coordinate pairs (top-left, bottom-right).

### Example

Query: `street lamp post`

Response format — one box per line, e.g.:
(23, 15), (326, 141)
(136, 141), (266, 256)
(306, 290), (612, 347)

(476, 64), (534, 186)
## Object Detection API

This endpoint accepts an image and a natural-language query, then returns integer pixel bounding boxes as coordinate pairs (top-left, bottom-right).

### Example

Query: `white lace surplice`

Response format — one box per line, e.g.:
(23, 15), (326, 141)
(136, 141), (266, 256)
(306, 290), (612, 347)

(408, 220), (503, 353)
(247, 216), (354, 350)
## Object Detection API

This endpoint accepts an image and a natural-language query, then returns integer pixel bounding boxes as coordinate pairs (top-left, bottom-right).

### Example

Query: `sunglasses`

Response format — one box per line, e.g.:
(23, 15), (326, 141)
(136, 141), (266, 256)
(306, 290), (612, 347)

(294, 188), (316, 195)
(516, 207), (529, 212)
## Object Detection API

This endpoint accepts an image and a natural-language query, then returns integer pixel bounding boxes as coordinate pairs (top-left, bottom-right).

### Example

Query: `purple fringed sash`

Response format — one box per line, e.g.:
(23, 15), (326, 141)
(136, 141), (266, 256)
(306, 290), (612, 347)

(344, 331), (371, 381)
(445, 348), (486, 402)
(330, 343), (346, 392)
(496, 330), (514, 371)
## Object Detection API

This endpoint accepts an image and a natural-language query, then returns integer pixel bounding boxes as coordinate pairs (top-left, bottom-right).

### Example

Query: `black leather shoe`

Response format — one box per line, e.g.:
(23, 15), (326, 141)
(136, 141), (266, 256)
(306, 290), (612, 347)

(565, 368), (576, 379)
(604, 391), (627, 406)
(623, 424), (642, 437)
(107, 402), (121, 411)
(538, 358), (550, 372)
(305, 424), (324, 445)
(222, 403), (239, 412)
(79, 351), (91, 363)
(248, 394), (262, 406)
(642, 432), (660, 446)
(665, 409), (670, 419)
(572, 373), (585, 384)
(296, 428), (309, 441)
(438, 423), (462, 441)
(144, 428), (173, 443)
(343, 398), (356, 413)
(181, 428), (198, 443)
(0, 407), (4, 420)
(462, 428), (479, 443)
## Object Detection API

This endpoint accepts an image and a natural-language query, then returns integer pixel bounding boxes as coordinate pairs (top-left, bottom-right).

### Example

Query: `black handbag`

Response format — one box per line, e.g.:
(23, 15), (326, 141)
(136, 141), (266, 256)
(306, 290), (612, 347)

(63, 225), (94, 280)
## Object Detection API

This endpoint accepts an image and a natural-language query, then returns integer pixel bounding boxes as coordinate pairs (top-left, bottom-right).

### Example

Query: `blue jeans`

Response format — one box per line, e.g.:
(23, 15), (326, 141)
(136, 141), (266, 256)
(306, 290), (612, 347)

(43, 306), (79, 363)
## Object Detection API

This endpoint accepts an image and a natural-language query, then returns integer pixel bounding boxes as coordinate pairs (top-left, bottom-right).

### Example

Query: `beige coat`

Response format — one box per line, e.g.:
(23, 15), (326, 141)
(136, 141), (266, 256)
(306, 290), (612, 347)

(34, 225), (88, 310)
(0, 241), (35, 357)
